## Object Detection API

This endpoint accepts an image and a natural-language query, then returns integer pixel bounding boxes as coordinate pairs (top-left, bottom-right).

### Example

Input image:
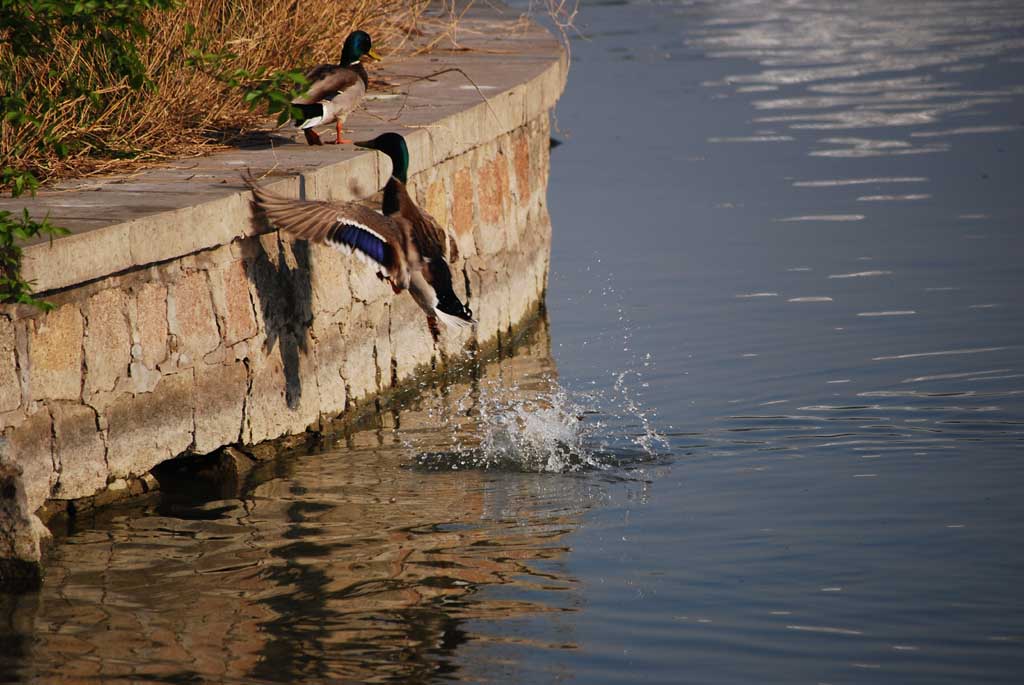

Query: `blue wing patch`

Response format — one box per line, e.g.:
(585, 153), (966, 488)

(327, 222), (388, 265)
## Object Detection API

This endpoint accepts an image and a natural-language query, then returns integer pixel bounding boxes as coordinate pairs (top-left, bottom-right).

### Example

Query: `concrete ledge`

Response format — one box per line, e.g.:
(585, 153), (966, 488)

(0, 2), (565, 587)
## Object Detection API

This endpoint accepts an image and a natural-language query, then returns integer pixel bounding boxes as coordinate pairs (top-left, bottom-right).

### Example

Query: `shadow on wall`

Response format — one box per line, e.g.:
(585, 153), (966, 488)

(243, 190), (314, 410)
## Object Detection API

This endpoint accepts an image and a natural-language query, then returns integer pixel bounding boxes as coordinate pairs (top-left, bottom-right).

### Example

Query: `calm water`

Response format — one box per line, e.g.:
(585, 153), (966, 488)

(4, 0), (1024, 682)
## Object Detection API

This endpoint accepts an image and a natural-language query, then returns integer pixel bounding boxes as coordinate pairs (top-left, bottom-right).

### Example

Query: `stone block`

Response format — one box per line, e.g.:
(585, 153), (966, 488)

(0, 459), (51, 591)
(4, 407), (54, 511)
(309, 243), (353, 317)
(342, 337), (378, 404)
(304, 148), (381, 202)
(51, 403), (107, 500)
(347, 259), (391, 304)
(478, 152), (510, 226)
(513, 129), (532, 208)
(424, 178), (450, 231)
(20, 222), (133, 296)
(468, 267), (504, 345)
(452, 168), (475, 238)
(244, 340), (320, 444)
(390, 294), (435, 383)
(342, 300), (390, 402)
(312, 322), (347, 417)
(169, 271), (221, 362)
(29, 304), (83, 402)
(213, 260), (258, 346)
(133, 282), (168, 368)
(529, 115), (552, 195)
(0, 318), (20, 414)
(83, 289), (131, 395)
(105, 372), (194, 479)
(128, 192), (250, 271)
(193, 361), (247, 454)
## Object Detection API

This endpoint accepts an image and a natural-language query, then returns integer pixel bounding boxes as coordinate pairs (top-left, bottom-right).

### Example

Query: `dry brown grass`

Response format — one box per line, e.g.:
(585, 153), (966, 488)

(0, 0), (462, 188)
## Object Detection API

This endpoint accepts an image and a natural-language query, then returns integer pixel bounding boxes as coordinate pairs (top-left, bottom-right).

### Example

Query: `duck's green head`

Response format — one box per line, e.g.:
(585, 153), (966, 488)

(341, 30), (381, 65)
(355, 133), (409, 183)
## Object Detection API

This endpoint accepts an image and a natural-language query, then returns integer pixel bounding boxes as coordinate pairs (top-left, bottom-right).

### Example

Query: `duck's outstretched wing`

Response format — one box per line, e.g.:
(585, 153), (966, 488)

(247, 179), (403, 269)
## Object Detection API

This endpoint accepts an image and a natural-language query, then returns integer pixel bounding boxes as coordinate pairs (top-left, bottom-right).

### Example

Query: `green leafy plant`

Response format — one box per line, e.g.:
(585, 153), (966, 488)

(0, 209), (69, 309)
(186, 48), (310, 126)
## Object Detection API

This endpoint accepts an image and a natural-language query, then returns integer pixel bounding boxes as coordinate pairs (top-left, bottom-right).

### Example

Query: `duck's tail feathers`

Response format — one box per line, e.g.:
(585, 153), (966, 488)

(435, 307), (475, 329)
(429, 259), (475, 328)
(292, 103), (325, 128)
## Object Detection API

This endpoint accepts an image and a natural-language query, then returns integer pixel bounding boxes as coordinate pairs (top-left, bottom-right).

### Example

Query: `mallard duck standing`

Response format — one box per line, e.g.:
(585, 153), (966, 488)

(245, 149), (475, 333)
(291, 30), (380, 145)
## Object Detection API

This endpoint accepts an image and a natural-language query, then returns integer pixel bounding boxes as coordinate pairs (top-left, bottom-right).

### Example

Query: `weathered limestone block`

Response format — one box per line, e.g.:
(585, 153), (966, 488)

(452, 167), (476, 240)
(529, 116), (552, 195)
(0, 459), (51, 590)
(478, 151), (511, 227)
(473, 170), (509, 258)
(193, 361), (247, 454)
(506, 254), (539, 328)
(0, 317), (20, 414)
(312, 321), (347, 417)
(244, 341), (320, 444)
(472, 265), (509, 341)
(105, 372), (194, 478)
(211, 260), (258, 346)
(308, 243), (353, 317)
(51, 403), (107, 500)
(169, 271), (221, 364)
(342, 300), (390, 402)
(347, 260), (391, 305)
(84, 288), (131, 395)
(133, 281), (168, 369)
(513, 128), (532, 209)
(390, 293), (436, 383)
(3, 407), (54, 509)
(424, 178), (450, 230)
(342, 336), (378, 404)
(29, 304), (83, 402)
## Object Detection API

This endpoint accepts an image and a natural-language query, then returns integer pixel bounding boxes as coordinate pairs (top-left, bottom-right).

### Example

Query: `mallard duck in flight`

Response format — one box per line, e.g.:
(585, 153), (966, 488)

(246, 138), (474, 333)
(355, 133), (468, 336)
(291, 30), (380, 145)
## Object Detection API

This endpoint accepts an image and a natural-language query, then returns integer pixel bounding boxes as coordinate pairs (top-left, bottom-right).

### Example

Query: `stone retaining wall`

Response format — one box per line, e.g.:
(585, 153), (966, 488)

(0, 4), (565, 586)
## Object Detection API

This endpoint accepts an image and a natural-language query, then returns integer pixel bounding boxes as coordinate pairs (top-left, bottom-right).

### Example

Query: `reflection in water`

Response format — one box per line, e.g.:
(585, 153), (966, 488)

(0, 318), (604, 684)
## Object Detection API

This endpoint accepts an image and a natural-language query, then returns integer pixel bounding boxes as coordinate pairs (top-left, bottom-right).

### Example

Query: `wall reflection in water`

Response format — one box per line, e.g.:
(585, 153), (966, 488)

(0, 316), (590, 684)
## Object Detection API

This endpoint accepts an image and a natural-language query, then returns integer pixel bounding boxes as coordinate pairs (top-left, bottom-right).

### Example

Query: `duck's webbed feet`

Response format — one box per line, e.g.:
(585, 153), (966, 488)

(334, 119), (353, 145)
(303, 129), (323, 146)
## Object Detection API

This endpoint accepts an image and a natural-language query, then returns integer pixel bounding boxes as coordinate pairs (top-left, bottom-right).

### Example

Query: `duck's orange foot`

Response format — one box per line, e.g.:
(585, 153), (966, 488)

(303, 129), (323, 146)
(334, 120), (352, 145)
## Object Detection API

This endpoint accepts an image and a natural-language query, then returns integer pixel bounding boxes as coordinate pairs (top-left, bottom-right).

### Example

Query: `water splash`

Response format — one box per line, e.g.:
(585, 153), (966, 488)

(410, 374), (668, 474)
